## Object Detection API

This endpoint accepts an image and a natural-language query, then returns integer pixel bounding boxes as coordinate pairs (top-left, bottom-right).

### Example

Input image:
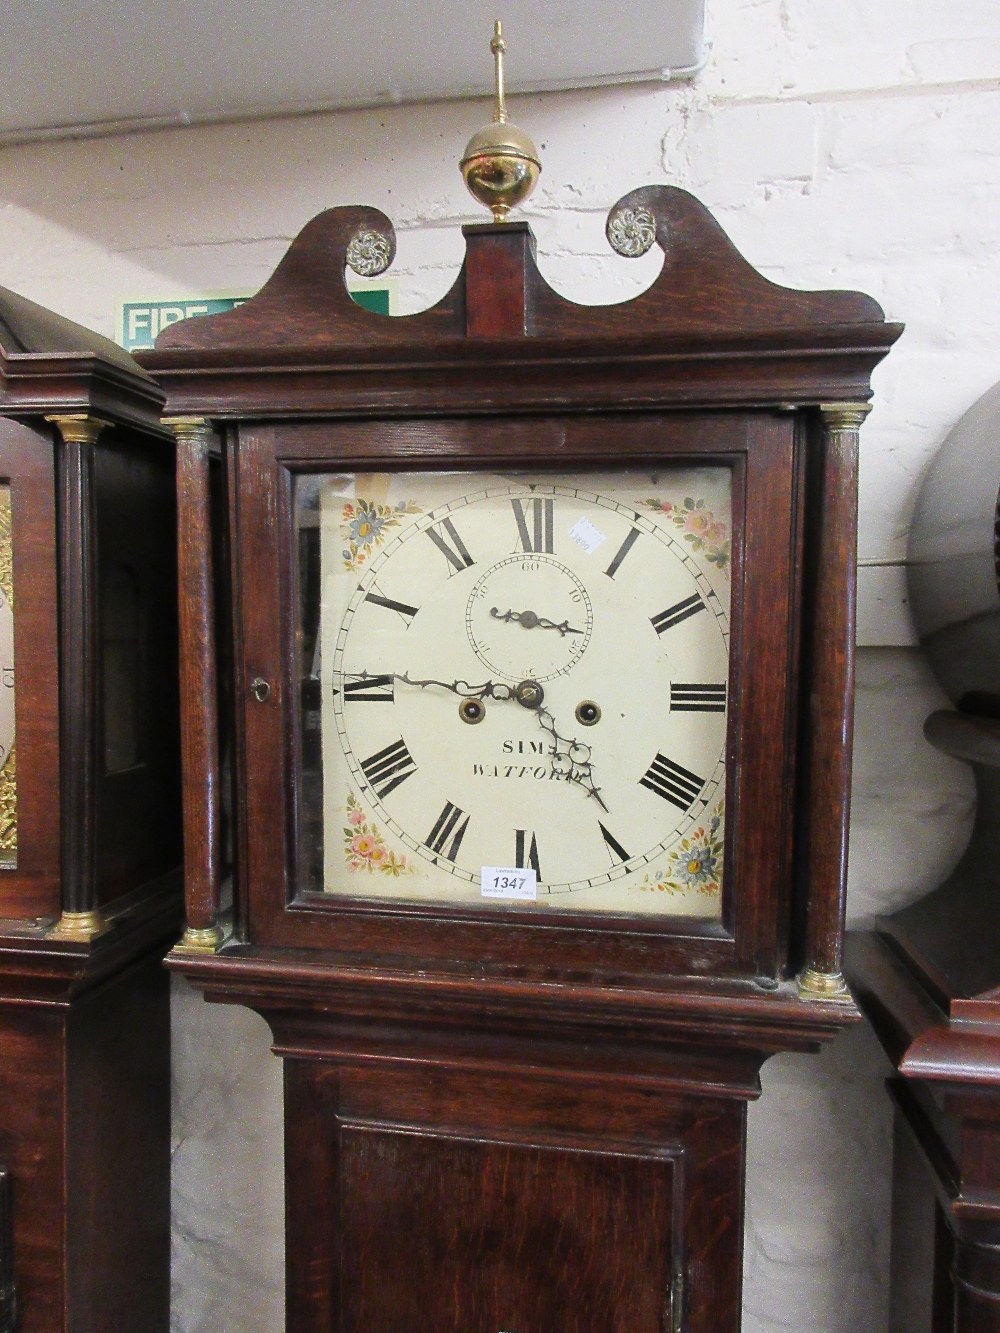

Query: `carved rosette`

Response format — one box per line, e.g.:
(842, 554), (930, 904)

(606, 205), (657, 259)
(346, 227), (393, 278)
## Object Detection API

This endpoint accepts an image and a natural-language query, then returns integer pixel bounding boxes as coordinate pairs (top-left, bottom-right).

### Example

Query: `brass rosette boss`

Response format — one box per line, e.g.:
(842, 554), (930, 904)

(460, 19), (541, 222)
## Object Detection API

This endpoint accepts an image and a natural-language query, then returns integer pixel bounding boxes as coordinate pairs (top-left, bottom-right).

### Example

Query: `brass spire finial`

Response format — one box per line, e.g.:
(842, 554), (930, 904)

(491, 20), (508, 123)
(460, 19), (541, 223)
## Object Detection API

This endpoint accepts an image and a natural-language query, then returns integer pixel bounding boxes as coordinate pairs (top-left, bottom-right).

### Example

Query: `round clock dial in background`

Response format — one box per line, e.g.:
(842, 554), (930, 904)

(297, 469), (731, 918)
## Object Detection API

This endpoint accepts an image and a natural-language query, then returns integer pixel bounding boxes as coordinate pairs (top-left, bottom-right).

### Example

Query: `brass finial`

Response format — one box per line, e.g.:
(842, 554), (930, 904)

(460, 20), (541, 222)
(491, 20), (508, 123)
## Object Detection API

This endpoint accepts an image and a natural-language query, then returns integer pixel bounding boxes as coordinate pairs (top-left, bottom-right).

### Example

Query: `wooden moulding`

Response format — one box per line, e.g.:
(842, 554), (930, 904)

(0, 284), (165, 435)
(141, 185), (900, 416)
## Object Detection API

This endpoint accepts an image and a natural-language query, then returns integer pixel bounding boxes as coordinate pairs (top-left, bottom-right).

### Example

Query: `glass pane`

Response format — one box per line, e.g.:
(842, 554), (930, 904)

(102, 561), (143, 773)
(0, 486), (16, 868)
(295, 468), (731, 919)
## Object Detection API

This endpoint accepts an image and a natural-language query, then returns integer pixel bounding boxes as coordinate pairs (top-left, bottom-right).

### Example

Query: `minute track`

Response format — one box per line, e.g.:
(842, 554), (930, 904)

(328, 473), (730, 902)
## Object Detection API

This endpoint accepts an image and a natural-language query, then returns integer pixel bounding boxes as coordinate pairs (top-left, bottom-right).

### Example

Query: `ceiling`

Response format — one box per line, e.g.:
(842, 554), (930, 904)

(0, 0), (705, 145)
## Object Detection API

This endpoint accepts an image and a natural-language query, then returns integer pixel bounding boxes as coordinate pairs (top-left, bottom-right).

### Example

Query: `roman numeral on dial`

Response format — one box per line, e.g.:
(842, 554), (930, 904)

(360, 739), (417, 799)
(342, 673), (394, 703)
(424, 801), (470, 861)
(515, 829), (541, 878)
(604, 526), (640, 579)
(651, 594), (705, 635)
(670, 682), (727, 712)
(365, 591), (420, 623)
(640, 753), (705, 810)
(512, 497), (554, 554)
(598, 822), (631, 864)
(425, 517), (475, 574)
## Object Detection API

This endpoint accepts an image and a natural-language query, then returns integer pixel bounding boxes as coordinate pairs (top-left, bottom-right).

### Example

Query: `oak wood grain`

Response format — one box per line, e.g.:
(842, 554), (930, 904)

(284, 1058), (744, 1333)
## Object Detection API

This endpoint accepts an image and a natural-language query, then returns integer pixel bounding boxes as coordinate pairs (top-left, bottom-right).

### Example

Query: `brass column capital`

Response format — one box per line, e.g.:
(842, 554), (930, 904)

(167, 415), (214, 445)
(818, 401), (872, 432)
(45, 414), (112, 447)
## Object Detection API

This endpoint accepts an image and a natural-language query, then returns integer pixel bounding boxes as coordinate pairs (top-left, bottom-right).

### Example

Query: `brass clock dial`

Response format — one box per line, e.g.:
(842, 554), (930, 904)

(305, 468), (731, 918)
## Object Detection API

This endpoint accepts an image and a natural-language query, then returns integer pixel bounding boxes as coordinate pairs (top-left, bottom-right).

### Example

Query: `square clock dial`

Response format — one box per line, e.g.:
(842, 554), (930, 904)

(294, 467), (732, 919)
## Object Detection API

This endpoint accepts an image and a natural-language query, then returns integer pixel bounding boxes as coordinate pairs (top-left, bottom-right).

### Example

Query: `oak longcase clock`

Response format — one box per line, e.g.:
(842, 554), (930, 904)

(0, 286), (181, 1332)
(143, 50), (899, 1323)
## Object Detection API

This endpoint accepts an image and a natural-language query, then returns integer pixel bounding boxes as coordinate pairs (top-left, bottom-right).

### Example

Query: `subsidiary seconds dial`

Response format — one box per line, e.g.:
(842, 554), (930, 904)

(465, 553), (593, 683)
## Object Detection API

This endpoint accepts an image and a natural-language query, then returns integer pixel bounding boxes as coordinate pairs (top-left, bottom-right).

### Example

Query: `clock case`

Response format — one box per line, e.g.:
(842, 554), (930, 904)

(0, 288), (181, 1331)
(145, 186), (900, 1331)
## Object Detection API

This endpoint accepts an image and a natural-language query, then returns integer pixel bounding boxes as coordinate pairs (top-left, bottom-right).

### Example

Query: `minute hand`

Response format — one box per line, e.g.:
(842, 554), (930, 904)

(346, 669), (515, 700)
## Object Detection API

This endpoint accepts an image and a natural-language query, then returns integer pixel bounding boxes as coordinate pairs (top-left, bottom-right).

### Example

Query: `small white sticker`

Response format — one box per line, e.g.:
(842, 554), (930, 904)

(481, 866), (538, 901)
(568, 516), (607, 555)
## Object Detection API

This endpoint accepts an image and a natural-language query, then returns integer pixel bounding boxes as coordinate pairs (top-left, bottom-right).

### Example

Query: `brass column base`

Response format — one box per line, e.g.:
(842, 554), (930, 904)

(175, 923), (226, 954)
(797, 967), (850, 1000)
(49, 909), (105, 942)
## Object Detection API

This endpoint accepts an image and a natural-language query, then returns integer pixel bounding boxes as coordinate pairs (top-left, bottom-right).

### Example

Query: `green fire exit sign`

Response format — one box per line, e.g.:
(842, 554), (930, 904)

(119, 287), (391, 353)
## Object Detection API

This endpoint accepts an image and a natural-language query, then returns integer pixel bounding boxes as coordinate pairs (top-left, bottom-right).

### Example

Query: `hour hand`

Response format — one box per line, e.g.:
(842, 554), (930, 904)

(536, 704), (609, 812)
(489, 606), (584, 636)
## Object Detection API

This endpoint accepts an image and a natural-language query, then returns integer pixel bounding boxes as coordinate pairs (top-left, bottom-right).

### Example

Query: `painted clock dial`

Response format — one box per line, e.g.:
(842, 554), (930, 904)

(299, 468), (731, 918)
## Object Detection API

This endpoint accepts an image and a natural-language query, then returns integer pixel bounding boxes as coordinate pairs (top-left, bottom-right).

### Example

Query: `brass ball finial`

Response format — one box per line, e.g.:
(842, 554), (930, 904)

(460, 19), (541, 222)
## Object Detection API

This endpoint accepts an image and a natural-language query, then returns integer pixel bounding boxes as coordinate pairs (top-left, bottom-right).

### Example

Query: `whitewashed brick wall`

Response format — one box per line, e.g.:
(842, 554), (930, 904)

(0, 0), (994, 1326)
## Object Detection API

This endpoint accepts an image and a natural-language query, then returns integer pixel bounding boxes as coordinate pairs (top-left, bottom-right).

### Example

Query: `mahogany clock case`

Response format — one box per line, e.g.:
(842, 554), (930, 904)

(0, 288), (182, 1331)
(146, 188), (902, 995)
(144, 186), (900, 1333)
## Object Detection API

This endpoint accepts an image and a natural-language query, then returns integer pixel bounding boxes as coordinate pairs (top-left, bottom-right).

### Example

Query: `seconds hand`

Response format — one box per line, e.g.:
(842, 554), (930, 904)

(490, 607), (584, 636)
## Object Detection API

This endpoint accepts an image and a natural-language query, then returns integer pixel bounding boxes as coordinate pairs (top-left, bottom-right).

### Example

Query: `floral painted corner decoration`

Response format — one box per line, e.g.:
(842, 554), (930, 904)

(642, 496), (730, 570)
(341, 497), (421, 572)
(641, 807), (724, 899)
(344, 792), (413, 876)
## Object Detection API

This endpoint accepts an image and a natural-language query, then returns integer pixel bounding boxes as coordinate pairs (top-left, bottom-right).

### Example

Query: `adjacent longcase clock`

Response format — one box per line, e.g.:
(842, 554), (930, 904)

(848, 383), (1000, 1331)
(0, 286), (181, 1331)
(145, 33), (900, 1330)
